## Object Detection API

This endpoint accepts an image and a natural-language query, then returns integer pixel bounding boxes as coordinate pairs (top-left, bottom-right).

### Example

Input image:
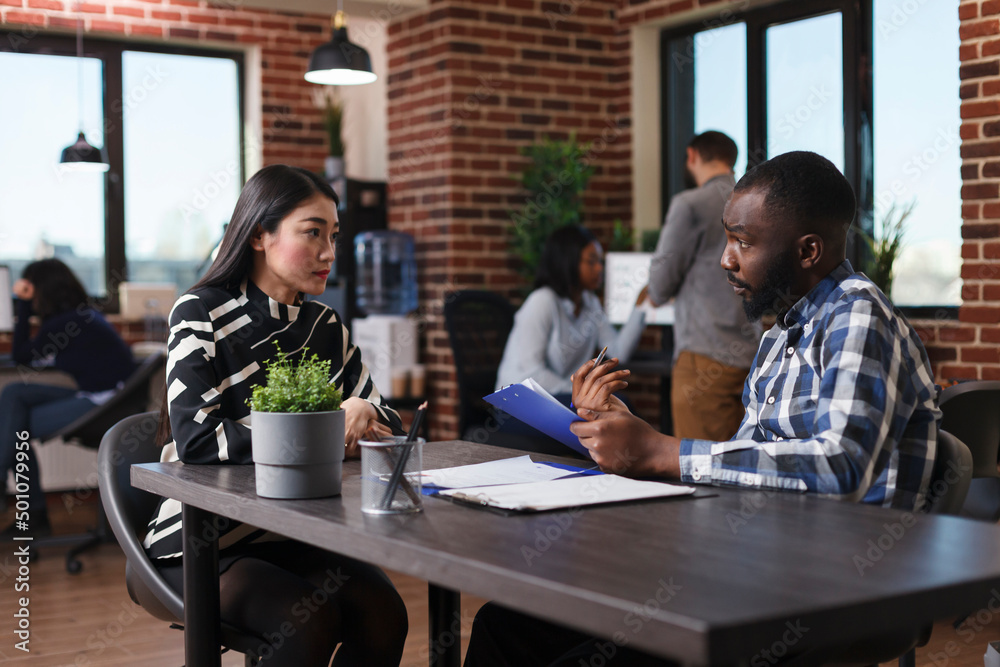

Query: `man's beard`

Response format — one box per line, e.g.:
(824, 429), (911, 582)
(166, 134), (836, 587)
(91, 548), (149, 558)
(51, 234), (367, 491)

(729, 250), (798, 322)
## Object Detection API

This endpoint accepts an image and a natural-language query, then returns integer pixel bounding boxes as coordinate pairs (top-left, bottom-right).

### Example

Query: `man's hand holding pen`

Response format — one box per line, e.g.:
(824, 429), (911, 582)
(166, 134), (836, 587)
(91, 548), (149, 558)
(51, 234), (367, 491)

(568, 352), (681, 478)
(569, 347), (630, 415)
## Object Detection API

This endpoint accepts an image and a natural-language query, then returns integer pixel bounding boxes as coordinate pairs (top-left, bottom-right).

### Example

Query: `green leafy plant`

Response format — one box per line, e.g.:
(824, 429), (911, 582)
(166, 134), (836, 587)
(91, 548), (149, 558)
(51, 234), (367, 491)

(861, 200), (915, 298)
(248, 342), (343, 413)
(610, 218), (633, 252)
(508, 135), (594, 284)
(640, 229), (660, 253)
(322, 93), (345, 158)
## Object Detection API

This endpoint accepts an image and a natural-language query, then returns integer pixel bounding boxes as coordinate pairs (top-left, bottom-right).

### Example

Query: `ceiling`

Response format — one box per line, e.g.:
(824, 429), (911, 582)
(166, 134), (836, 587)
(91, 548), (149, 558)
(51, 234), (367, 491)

(216, 0), (428, 18)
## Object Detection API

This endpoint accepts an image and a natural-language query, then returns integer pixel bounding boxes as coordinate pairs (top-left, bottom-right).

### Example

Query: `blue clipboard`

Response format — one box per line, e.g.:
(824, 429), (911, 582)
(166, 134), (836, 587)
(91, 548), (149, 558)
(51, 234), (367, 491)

(483, 384), (590, 457)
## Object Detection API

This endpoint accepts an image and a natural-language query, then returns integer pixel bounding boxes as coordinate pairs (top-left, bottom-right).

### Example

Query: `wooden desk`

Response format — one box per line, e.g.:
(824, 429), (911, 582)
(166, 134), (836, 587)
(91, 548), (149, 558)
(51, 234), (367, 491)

(133, 441), (1000, 667)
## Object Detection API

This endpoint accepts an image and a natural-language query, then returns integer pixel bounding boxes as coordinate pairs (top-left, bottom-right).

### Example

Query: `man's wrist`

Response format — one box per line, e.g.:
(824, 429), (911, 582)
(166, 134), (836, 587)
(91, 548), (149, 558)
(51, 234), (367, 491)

(651, 433), (682, 479)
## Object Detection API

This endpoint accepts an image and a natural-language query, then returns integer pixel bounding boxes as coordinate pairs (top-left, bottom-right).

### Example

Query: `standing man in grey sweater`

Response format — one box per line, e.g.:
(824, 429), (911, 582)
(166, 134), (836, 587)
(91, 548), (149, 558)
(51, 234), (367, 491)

(643, 131), (760, 440)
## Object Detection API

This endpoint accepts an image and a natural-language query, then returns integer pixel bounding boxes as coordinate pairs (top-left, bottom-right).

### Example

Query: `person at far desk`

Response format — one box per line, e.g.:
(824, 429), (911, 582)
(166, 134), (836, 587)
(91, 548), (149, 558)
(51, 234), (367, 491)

(494, 224), (647, 407)
(463, 152), (940, 667)
(0, 259), (135, 539)
(144, 165), (408, 666)
(640, 130), (761, 440)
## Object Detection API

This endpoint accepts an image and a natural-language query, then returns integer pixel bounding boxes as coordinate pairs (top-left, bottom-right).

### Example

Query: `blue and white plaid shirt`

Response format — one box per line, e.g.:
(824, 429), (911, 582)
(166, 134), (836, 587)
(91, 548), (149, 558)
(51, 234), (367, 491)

(678, 261), (939, 510)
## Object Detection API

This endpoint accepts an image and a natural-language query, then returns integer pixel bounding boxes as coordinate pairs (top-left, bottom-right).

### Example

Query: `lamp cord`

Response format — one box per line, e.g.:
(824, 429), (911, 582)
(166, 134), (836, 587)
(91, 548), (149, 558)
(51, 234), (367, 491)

(75, 1), (84, 134)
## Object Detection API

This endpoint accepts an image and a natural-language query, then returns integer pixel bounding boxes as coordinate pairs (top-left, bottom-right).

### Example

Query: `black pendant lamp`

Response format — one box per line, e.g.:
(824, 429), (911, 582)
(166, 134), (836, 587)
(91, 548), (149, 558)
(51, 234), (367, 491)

(305, 4), (377, 86)
(60, 7), (109, 172)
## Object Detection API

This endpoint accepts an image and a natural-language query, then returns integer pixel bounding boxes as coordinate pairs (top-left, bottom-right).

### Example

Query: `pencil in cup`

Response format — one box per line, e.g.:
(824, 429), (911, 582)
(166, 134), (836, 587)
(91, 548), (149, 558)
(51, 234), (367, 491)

(380, 402), (428, 510)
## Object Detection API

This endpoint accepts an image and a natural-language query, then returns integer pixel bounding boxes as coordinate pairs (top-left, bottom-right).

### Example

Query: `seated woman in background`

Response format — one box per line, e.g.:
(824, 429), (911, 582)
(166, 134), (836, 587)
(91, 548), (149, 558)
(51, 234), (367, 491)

(495, 224), (647, 405)
(0, 259), (135, 538)
(143, 164), (407, 666)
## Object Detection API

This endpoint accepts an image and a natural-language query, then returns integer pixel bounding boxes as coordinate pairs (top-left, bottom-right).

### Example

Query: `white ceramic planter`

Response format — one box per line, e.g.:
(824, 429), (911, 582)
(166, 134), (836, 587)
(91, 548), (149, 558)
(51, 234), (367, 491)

(250, 409), (345, 499)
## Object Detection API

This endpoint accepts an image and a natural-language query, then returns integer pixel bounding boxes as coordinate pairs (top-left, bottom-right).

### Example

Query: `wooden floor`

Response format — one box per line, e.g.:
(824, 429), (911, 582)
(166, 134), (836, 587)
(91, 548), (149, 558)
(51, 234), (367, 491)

(1, 495), (999, 667)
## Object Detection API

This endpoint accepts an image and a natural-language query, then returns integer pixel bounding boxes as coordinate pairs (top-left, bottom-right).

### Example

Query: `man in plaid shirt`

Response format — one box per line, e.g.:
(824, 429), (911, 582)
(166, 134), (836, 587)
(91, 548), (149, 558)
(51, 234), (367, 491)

(571, 150), (939, 512)
(464, 152), (942, 667)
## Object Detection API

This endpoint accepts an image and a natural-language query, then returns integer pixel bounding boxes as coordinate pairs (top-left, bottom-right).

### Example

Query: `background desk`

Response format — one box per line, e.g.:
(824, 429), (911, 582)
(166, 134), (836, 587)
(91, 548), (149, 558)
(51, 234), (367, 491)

(133, 441), (1000, 667)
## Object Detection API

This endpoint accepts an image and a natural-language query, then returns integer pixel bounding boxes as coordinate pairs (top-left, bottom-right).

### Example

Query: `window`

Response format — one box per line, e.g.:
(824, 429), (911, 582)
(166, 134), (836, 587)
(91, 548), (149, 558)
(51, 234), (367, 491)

(873, 0), (961, 306)
(661, 0), (962, 310)
(0, 35), (244, 307)
(0, 51), (107, 293)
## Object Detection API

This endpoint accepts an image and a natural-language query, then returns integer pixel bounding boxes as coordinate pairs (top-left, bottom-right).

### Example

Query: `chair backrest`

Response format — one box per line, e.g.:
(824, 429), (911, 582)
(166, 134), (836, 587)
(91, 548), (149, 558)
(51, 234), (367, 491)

(938, 380), (1000, 479)
(99, 412), (265, 662)
(53, 350), (166, 447)
(443, 290), (516, 436)
(97, 411), (184, 622)
(924, 429), (973, 516)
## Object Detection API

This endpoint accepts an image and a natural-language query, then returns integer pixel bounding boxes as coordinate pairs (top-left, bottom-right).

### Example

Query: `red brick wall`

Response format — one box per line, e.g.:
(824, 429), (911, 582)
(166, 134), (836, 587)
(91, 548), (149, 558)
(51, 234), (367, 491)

(0, 0), (332, 170)
(384, 0), (652, 439)
(385, 0), (996, 440)
(954, 0), (1000, 381)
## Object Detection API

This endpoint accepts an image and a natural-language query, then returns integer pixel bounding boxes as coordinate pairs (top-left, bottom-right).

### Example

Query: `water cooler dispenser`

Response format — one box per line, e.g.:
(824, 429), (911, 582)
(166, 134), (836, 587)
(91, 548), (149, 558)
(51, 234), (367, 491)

(351, 231), (422, 399)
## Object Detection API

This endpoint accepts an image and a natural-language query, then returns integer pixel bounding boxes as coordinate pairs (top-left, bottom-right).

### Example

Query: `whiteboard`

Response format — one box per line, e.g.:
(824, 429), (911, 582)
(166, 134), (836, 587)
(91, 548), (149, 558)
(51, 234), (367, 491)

(0, 266), (12, 332)
(604, 252), (674, 326)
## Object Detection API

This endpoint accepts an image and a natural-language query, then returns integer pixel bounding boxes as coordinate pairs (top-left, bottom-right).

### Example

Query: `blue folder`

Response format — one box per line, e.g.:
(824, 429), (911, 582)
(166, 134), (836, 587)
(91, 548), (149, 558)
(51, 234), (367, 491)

(483, 384), (589, 457)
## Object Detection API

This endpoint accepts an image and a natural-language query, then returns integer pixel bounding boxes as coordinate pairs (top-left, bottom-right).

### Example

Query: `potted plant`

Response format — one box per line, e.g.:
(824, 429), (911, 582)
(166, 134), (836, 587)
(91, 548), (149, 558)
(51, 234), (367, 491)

(861, 200), (915, 299)
(322, 91), (345, 181)
(248, 343), (345, 499)
(508, 135), (593, 286)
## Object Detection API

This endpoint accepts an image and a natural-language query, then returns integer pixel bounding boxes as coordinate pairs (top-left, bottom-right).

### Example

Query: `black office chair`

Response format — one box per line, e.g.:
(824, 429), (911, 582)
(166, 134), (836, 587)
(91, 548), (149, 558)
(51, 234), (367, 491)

(938, 380), (1000, 521)
(443, 290), (568, 455)
(33, 349), (166, 573)
(98, 411), (264, 666)
(777, 429), (973, 667)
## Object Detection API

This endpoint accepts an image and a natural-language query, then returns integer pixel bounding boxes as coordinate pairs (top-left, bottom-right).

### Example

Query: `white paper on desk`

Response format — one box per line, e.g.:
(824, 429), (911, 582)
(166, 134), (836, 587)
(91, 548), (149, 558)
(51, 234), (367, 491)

(438, 475), (695, 512)
(420, 455), (579, 489)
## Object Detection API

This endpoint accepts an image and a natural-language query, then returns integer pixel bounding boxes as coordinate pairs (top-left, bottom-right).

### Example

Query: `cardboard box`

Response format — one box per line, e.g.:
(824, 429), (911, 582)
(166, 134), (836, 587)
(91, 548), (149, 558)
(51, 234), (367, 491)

(119, 282), (177, 320)
(351, 315), (418, 398)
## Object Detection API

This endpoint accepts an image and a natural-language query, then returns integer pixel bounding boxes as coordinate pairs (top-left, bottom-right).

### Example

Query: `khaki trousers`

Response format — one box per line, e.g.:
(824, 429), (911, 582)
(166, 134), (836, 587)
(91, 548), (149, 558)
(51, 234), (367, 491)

(670, 350), (749, 441)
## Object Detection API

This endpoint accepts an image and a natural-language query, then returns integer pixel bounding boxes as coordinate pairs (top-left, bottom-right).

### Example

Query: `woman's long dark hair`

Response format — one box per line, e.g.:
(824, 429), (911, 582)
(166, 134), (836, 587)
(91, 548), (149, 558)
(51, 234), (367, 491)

(157, 165), (339, 446)
(21, 259), (89, 321)
(533, 224), (596, 300)
(192, 165), (339, 292)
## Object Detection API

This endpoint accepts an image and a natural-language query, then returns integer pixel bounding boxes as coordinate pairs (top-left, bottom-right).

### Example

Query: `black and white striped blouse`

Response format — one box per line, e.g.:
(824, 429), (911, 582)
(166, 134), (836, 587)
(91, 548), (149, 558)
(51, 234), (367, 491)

(144, 278), (402, 560)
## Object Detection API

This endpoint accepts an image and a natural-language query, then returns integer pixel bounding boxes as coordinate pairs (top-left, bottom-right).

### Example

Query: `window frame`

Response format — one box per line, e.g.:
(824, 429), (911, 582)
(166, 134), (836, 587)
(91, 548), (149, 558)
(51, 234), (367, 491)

(0, 32), (246, 312)
(659, 0), (958, 317)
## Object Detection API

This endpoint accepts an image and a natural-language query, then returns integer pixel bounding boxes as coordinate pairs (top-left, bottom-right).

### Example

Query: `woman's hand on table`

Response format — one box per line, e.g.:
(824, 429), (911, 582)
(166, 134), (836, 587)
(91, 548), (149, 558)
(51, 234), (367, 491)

(342, 396), (392, 458)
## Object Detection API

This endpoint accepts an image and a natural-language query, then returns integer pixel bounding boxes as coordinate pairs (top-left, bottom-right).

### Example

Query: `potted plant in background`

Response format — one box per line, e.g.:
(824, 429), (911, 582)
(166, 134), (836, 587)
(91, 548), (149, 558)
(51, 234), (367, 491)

(508, 135), (593, 287)
(249, 343), (345, 499)
(322, 91), (345, 184)
(862, 200), (915, 300)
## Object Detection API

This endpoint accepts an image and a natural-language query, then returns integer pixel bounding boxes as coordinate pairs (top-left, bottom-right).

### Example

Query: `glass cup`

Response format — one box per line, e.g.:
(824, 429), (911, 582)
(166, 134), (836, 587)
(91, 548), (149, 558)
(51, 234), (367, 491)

(359, 436), (424, 514)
